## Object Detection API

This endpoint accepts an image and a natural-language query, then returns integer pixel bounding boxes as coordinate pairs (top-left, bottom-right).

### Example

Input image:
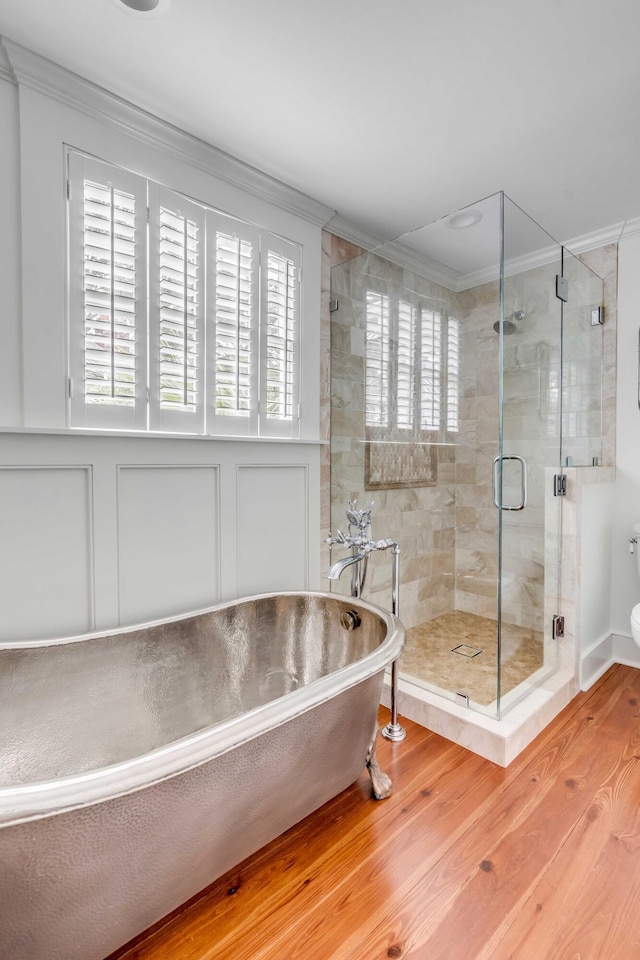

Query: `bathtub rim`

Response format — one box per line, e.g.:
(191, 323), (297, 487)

(0, 590), (404, 827)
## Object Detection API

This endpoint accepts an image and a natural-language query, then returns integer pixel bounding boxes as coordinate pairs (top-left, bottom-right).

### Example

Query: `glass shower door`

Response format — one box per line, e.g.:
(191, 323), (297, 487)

(497, 197), (563, 715)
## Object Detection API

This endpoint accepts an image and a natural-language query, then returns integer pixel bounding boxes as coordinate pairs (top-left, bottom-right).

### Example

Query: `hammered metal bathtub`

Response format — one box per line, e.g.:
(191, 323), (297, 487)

(0, 590), (404, 960)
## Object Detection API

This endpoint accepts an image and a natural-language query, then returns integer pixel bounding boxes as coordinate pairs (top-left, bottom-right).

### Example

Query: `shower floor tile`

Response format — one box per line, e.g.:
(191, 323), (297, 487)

(400, 610), (544, 707)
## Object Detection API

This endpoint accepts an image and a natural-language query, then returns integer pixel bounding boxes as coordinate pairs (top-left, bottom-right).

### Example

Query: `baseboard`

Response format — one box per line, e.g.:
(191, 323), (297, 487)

(580, 634), (614, 691)
(580, 633), (640, 690)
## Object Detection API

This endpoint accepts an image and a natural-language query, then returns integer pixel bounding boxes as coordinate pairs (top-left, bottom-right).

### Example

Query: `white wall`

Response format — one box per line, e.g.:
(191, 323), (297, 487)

(579, 478), (614, 652)
(610, 232), (640, 639)
(0, 75), (21, 423)
(0, 433), (320, 641)
(0, 44), (327, 643)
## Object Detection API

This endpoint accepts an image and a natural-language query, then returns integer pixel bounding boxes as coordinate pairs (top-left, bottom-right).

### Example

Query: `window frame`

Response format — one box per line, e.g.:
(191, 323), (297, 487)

(67, 149), (303, 440)
(67, 152), (149, 431)
(364, 282), (459, 442)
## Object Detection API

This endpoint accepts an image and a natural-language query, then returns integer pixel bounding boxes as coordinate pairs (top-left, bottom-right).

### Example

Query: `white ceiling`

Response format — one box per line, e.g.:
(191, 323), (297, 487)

(1, 0), (639, 246)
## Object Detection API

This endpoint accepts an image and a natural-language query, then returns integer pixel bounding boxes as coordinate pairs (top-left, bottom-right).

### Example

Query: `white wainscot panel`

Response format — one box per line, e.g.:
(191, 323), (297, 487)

(117, 465), (220, 625)
(236, 465), (308, 597)
(0, 466), (93, 641)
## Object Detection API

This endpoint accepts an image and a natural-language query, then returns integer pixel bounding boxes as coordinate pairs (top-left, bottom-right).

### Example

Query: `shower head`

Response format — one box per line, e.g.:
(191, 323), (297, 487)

(493, 309), (525, 335)
(494, 317), (518, 335)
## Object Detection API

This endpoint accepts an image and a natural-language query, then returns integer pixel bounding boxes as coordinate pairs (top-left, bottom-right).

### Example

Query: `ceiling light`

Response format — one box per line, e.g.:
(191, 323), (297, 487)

(120, 0), (160, 10)
(447, 210), (483, 230)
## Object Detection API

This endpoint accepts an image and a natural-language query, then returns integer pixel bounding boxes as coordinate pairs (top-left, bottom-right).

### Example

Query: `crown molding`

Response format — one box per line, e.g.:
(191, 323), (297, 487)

(326, 213), (463, 290)
(619, 217), (640, 242)
(324, 214), (386, 251)
(458, 221), (625, 290)
(449, 221), (627, 291)
(0, 38), (15, 83)
(563, 221), (625, 254)
(1, 36), (335, 228)
(328, 209), (628, 293)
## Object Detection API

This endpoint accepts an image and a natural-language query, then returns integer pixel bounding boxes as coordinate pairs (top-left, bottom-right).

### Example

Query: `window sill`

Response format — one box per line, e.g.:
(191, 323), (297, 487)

(0, 425), (329, 445)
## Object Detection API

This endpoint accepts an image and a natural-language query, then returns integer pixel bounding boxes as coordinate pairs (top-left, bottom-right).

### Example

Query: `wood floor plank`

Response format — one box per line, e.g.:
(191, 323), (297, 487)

(234, 750), (501, 960)
(343, 666), (638, 959)
(476, 681), (640, 960)
(109, 665), (640, 960)
(114, 722), (446, 960)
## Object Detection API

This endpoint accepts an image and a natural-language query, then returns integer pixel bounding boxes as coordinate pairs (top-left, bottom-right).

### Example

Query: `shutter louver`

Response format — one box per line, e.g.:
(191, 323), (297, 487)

(207, 213), (259, 436)
(158, 207), (200, 410)
(365, 290), (391, 427)
(68, 154), (147, 430)
(149, 186), (205, 433)
(259, 234), (301, 438)
(83, 181), (137, 407)
(215, 232), (254, 417)
(265, 252), (295, 420)
(446, 317), (460, 432)
(397, 300), (415, 430)
(420, 308), (442, 431)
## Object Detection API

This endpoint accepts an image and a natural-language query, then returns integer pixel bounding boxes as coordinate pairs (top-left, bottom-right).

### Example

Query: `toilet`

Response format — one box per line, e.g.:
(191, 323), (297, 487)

(631, 521), (640, 646)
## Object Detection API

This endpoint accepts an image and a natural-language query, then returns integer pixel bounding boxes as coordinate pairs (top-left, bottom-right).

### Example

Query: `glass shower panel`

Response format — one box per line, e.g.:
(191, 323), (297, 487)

(329, 195), (506, 718)
(328, 193), (603, 723)
(560, 250), (604, 467)
(499, 197), (563, 714)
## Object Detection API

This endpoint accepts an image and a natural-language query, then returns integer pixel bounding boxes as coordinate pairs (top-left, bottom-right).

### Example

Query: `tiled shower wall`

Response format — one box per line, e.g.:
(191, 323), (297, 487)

(323, 231), (616, 635)
(453, 279), (500, 623)
(328, 242), (458, 627)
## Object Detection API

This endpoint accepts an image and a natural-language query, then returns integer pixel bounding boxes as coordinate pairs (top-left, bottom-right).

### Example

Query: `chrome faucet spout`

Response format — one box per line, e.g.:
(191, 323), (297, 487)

(327, 552), (364, 580)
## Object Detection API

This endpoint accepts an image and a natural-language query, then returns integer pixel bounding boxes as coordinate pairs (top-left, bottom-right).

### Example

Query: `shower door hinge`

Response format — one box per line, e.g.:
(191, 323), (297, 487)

(329, 298), (339, 313)
(554, 473), (567, 496)
(552, 615), (565, 639)
(591, 306), (604, 326)
(556, 275), (569, 302)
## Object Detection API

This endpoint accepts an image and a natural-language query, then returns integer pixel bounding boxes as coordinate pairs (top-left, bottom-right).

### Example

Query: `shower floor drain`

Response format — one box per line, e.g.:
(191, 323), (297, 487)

(452, 643), (483, 658)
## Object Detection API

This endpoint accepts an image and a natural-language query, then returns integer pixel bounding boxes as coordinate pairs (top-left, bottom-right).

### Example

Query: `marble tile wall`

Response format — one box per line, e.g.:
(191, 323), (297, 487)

(453, 280), (501, 623)
(578, 244), (618, 469)
(323, 231), (615, 641)
(327, 243), (458, 627)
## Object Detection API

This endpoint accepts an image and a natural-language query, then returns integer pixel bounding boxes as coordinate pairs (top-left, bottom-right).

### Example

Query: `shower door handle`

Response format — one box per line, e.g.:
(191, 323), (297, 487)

(492, 455), (528, 511)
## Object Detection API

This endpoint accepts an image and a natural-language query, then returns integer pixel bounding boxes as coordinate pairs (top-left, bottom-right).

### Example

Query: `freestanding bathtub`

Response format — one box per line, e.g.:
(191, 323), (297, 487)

(0, 591), (404, 960)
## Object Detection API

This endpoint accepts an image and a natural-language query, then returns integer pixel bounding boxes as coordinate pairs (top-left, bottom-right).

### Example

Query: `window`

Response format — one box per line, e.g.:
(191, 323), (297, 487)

(365, 287), (459, 438)
(67, 152), (301, 438)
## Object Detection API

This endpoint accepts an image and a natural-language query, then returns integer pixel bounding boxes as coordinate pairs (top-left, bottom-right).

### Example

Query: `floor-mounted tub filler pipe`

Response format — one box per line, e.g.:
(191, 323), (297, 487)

(326, 502), (407, 742)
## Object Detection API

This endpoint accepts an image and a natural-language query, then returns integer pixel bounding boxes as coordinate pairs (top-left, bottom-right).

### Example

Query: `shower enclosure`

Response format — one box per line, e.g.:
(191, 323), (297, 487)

(329, 192), (604, 720)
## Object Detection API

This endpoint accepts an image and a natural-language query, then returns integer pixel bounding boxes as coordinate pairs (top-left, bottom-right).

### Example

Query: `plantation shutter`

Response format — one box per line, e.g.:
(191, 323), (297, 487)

(148, 184), (205, 433)
(397, 299), (416, 431)
(68, 152), (308, 440)
(365, 290), (391, 428)
(446, 317), (460, 432)
(420, 307), (442, 431)
(260, 234), (301, 438)
(68, 153), (148, 429)
(207, 212), (259, 436)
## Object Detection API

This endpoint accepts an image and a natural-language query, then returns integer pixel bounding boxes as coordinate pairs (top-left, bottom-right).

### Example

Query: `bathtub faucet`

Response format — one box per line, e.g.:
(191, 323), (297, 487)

(326, 537), (397, 590)
(326, 500), (373, 597)
(326, 504), (406, 743)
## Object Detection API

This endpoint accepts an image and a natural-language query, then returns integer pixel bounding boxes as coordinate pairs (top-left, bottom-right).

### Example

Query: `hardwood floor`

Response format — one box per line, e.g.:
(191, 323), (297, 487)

(110, 664), (640, 960)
